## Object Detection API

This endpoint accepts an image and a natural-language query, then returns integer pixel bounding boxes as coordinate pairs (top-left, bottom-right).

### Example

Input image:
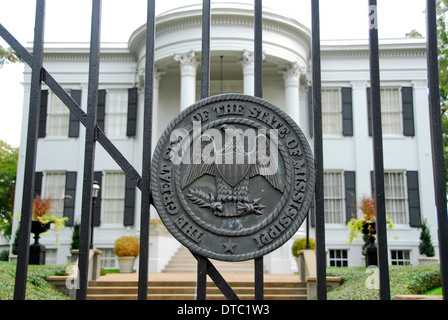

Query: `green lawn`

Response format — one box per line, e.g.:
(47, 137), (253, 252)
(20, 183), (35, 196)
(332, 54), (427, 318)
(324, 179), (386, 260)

(423, 286), (443, 295)
(0, 261), (70, 300)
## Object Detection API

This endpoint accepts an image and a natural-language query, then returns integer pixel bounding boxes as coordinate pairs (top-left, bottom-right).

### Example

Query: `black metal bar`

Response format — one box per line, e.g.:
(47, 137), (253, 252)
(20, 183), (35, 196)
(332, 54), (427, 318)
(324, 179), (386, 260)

(76, 0), (102, 300)
(195, 0), (212, 299)
(13, 0), (46, 300)
(0, 24), (33, 66)
(254, 256), (264, 300)
(426, 0), (448, 300)
(254, 0), (263, 98)
(311, 0), (327, 300)
(368, 0), (390, 300)
(192, 253), (239, 300)
(137, 0), (156, 301)
(196, 254), (208, 300)
(200, 0), (211, 100)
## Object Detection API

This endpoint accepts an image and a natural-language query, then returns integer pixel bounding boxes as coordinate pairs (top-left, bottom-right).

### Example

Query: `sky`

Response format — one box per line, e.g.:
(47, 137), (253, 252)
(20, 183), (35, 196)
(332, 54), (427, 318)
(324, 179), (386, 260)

(0, 0), (427, 147)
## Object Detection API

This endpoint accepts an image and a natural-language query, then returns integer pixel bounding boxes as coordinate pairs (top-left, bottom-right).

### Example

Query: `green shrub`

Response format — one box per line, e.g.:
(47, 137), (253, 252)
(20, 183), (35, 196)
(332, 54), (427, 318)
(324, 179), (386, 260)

(0, 250), (8, 261)
(291, 237), (315, 257)
(326, 264), (441, 300)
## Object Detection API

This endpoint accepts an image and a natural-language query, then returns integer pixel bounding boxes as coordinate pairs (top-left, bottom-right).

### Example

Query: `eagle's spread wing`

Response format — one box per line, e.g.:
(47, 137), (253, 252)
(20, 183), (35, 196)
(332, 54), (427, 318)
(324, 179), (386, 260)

(182, 163), (217, 188)
(249, 163), (283, 192)
(248, 135), (283, 192)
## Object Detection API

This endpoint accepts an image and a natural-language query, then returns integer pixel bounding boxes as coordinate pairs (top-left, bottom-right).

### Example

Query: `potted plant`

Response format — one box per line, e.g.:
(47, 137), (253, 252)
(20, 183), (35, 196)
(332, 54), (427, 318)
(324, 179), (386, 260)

(418, 219), (438, 264)
(346, 196), (394, 266)
(32, 196), (68, 246)
(114, 236), (139, 273)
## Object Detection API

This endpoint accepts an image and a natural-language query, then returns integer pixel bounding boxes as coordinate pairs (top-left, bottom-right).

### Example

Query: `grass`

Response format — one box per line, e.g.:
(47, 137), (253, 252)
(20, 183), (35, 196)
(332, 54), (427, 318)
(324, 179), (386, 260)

(0, 261), (71, 300)
(423, 286), (443, 295)
(326, 263), (441, 300)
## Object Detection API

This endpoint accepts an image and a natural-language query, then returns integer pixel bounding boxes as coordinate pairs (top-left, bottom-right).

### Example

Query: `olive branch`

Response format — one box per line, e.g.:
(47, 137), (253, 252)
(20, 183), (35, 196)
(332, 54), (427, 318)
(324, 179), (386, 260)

(186, 188), (215, 208)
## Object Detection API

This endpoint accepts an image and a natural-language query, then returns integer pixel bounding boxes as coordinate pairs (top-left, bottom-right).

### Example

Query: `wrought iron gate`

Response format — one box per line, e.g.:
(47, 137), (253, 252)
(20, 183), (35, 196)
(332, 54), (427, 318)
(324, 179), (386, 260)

(1, 0), (447, 301)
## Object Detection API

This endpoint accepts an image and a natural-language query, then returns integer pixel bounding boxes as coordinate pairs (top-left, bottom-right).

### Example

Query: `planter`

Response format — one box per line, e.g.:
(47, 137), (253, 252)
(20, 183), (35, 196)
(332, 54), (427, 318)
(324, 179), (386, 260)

(418, 256), (439, 265)
(118, 256), (136, 273)
(29, 219), (51, 265)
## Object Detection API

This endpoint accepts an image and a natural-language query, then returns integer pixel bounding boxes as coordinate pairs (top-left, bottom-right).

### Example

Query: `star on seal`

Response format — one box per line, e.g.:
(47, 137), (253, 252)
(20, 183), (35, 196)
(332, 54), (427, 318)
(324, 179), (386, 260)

(222, 239), (237, 254)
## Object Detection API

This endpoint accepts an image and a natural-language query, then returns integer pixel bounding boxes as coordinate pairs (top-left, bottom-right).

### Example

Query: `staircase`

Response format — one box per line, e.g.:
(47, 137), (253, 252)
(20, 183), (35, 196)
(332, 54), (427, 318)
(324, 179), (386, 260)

(161, 246), (254, 274)
(86, 279), (308, 300)
(86, 246), (308, 300)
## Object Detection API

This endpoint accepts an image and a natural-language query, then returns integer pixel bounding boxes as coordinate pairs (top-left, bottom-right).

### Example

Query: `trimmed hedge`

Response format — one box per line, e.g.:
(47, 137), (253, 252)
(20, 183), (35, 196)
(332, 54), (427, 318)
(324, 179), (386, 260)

(326, 264), (441, 300)
(0, 261), (70, 300)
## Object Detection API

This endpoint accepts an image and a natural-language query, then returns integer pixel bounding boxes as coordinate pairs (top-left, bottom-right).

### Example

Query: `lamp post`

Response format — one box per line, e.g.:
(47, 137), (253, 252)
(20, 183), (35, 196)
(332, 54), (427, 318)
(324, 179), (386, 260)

(90, 181), (100, 249)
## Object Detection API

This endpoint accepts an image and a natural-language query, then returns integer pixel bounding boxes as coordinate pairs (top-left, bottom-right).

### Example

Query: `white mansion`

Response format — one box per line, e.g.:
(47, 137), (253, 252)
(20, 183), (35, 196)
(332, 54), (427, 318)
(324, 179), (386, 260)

(12, 3), (439, 274)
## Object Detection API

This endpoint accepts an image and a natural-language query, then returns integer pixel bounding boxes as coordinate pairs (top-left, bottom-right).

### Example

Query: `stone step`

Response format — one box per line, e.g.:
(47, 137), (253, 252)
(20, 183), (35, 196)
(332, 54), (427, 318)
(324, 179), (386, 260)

(86, 279), (307, 300)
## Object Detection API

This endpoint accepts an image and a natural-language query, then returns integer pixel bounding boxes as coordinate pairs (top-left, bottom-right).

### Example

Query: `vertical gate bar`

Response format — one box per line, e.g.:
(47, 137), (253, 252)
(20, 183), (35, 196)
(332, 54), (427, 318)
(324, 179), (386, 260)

(254, 256), (264, 300)
(368, 0), (390, 300)
(196, 0), (211, 299)
(426, 0), (448, 300)
(311, 0), (327, 300)
(254, 0), (263, 98)
(138, 0), (156, 301)
(13, 0), (46, 300)
(76, 0), (102, 300)
(196, 254), (208, 300)
(254, 0), (264, 300)
(200, 0), (211, 100)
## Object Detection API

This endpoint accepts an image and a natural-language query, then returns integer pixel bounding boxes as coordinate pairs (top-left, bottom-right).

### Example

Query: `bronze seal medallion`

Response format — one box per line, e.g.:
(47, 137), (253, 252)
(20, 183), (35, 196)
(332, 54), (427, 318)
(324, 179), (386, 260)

(151, 94), (315, 261)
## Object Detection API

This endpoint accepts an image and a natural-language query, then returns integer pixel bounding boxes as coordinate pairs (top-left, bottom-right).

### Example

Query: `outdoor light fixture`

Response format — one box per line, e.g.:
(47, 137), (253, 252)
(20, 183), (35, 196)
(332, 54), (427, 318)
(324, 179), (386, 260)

(90, 181), (100, 249)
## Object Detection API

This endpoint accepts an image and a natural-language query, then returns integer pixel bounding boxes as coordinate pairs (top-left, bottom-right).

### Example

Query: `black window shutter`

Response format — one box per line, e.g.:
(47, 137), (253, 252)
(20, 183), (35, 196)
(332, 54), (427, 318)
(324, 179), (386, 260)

(127, 88), (138, 137)
(93, 171), (103, 226)
(307, 86), (314, 137)
(38, 90), (48, 138)
(370, 171), (375, 197)
(68, 90), (82, 138)
(341, 88), (353, 136)
(402, 87), (415, 136)
(63, 172), (77, 226)
(123, 176), (136, 226)
(344, 171), (356, 223)
(34, 171), (43, 198)
(367, 87), (373, 137)
(97, 90), (106, 132)
(407, 171), (421, 227)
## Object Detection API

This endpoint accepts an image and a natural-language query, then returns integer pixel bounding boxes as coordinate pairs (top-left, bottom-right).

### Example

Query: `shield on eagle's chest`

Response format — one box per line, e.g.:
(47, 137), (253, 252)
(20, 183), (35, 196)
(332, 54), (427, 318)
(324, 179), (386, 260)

(215, 149), (250, 187)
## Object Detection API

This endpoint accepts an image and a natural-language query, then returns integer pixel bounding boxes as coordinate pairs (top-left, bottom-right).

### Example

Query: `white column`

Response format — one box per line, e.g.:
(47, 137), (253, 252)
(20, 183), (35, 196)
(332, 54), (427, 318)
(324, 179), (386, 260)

(174, 51), (198, 110)
(240, 50), (255, 95)
(282, 62), (302, 125)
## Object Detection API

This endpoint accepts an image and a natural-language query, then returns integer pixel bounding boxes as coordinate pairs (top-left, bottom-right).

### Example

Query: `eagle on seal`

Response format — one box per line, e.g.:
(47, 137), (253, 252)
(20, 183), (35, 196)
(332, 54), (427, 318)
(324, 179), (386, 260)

(182, 125), (283, 217)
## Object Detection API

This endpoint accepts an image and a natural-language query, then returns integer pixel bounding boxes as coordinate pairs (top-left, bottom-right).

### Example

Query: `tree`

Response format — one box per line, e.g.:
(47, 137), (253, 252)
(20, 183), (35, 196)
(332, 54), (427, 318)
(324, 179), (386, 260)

(0, 140), (18, 239)
(0, 45), (21, 67)
(419, 219), (436, 257)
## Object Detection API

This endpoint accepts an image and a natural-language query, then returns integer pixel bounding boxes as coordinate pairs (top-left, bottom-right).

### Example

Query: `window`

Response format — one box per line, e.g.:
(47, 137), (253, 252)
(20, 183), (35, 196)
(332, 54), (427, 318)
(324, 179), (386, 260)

(45, 249), (58, 265)
(43, 172), (66, 219)
(99, 248), (117, 269)
(46, 90), (70, 136)
(322, 89), (341, 134)
(324, 171), (344, 224)
(391, 250), (411, 265)
(381, 88), (401, 134)
(105, 89), (128, 137)
(102, 172), (126, 224)
(329, 249), (348, 267)
(384, 171), (407, 224)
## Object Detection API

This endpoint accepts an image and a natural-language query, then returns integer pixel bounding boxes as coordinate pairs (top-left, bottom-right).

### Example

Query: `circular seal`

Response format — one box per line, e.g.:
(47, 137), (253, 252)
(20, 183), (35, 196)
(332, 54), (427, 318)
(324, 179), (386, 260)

(151, 94), (315, 262)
